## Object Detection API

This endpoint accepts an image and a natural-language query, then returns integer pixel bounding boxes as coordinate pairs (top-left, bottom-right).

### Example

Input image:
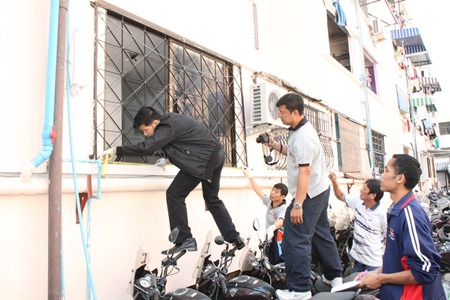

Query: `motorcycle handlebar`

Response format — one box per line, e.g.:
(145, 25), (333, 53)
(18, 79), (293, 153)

(162, 249), (187, 267)
(173, 249), (187, 261)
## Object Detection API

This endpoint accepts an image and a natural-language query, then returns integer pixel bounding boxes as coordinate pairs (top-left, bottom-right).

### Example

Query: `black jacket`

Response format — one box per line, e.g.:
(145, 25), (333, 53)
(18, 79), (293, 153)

(117, 113), (223, 181)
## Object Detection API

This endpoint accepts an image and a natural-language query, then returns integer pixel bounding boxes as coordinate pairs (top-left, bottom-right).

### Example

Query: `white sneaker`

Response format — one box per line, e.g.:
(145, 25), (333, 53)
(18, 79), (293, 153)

(322, 275), (343, 288)
(276, 289), (312, 300)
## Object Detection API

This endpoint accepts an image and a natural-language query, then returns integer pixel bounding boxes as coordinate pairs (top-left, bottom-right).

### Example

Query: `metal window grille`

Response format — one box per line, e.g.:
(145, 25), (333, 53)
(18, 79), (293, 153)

(304, 105), (334, 171)
(371, 131), (385, 174)
(94, 9), (247, 166)
(267, 105), (334, 171)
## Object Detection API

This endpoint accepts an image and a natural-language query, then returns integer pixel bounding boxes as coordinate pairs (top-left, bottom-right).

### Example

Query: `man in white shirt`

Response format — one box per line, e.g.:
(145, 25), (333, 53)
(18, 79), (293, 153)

(329, 172), (387, 273)
(267, 93), (343, 300)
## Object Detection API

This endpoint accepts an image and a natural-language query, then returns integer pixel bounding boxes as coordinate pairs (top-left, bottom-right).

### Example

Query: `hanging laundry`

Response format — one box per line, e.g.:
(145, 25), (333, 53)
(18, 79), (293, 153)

(333, 0), (347, 27)
(412, 67), (418, 80)
(410, 78), (421, 93)
(407, 59), (416, 79)
(394, 46), (404, 69)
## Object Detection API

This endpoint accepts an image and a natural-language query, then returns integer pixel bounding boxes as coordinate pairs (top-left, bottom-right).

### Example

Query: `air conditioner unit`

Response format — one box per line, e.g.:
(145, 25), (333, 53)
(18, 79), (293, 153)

(372, 19), (386, 42)
(250, 82), (287, 127)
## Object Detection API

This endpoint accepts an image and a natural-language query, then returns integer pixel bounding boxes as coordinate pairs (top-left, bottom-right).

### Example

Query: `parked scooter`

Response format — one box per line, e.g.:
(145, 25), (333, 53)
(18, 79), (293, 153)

(192, 230), (276, 300)
(128, 227), (210, 300)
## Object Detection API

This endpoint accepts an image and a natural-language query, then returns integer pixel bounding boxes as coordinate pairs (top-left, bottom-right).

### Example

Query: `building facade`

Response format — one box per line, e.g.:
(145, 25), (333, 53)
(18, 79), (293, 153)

(1, 0), (443, 299)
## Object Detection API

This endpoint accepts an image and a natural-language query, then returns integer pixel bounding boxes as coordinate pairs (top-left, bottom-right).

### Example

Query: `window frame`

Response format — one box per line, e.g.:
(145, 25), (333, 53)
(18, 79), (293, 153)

(371, 130), (385, 174)
(363, 51), (379, 96)
(439, 122), (450, 136)
(327, 14), (352, 72)
(93, 8), (247, 167)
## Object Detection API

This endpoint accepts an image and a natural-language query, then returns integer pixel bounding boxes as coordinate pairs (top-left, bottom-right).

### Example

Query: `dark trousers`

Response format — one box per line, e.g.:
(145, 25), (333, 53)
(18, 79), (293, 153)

(166, 151), (239, 244)
(283, 187), (342, 292)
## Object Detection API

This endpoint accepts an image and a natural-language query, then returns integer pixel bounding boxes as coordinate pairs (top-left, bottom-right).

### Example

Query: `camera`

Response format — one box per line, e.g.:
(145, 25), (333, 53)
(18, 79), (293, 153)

(256, 133), (269, 144)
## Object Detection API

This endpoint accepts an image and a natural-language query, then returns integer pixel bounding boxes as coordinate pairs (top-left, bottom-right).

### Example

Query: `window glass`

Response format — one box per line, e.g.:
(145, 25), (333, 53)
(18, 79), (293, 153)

(439, 122), (450, 135)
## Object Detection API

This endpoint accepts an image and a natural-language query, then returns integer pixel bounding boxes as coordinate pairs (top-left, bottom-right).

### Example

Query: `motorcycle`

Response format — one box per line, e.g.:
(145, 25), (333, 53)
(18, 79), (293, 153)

(435, 224), (450, 273)
(128, 227), (210, 300)
(433, 224), (450, 298)
(239, 219), (287, 289)
(192, 230), (276, 300)
(311, 271), (380, 299)
(239, 219), (374, 298)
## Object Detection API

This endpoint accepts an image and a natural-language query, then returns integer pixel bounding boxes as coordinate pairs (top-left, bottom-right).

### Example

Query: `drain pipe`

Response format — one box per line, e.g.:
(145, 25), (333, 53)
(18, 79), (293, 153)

(355, 0), (374, 175)
(48, 0), (68, 299)
(404, 42), (419, 160)
(19, 0), (60, 183)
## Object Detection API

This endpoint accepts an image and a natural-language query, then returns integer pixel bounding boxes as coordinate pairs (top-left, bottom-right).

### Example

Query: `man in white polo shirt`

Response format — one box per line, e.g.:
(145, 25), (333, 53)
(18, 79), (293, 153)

(267, 93), (343, 300)
(329, 172), (387, 273)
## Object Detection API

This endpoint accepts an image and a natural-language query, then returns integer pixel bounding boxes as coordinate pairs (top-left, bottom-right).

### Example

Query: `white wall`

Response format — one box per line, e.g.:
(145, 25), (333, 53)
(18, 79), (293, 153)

(1, 169), (282, 299)
(433, 93), (450, 149)
(0, 0), (50, 172)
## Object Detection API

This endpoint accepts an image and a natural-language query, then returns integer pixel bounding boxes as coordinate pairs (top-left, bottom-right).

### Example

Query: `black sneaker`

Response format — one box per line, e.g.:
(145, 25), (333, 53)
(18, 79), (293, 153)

(232, 236), (245, 250)
(161, 237), (197, 255)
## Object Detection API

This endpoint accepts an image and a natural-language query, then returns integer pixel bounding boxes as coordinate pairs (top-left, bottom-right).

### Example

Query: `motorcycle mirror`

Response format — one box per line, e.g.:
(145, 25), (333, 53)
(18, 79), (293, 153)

(214, 235), (225, 245)
(169, 227), (180, 243)
(253, 218), (260, 231)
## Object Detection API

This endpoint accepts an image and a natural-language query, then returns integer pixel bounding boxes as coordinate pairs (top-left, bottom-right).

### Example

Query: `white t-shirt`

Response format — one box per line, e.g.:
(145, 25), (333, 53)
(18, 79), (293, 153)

(345, 194), (387, 267)
(263, 195), (288, 230)
(287, 121), (329, 198)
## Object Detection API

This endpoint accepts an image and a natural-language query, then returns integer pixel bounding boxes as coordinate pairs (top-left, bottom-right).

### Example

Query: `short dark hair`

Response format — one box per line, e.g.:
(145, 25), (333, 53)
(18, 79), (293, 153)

(273, 183), (288, 197)
(392, 154), (422, 190)
(365, 179), (384, 202)
(133, 106), (162, 129)
(276, 93), (304, 115)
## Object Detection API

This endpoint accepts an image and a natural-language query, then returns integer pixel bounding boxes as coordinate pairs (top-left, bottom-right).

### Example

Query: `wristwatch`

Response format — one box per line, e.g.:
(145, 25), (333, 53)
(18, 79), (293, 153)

(293, 203), (303, 209)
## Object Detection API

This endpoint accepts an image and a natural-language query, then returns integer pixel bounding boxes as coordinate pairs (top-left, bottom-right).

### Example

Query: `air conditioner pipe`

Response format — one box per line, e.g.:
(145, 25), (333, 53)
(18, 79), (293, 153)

(19, 0), (60, 183)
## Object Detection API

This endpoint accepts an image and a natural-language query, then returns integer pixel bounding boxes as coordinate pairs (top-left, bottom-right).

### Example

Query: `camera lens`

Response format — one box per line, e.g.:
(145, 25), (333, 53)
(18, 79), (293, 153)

(256, 133), (268, 144)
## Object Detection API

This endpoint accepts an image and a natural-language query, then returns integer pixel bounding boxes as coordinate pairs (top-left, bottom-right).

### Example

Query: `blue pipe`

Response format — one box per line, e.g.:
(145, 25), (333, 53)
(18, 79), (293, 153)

(20, 0), (59, 182)
(63, 3), (98, 298)
(33, 0), (59, 166)
(64, 81), (99, 300)
(87, 196), (93, 300)
(62, 158), (103, 199)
